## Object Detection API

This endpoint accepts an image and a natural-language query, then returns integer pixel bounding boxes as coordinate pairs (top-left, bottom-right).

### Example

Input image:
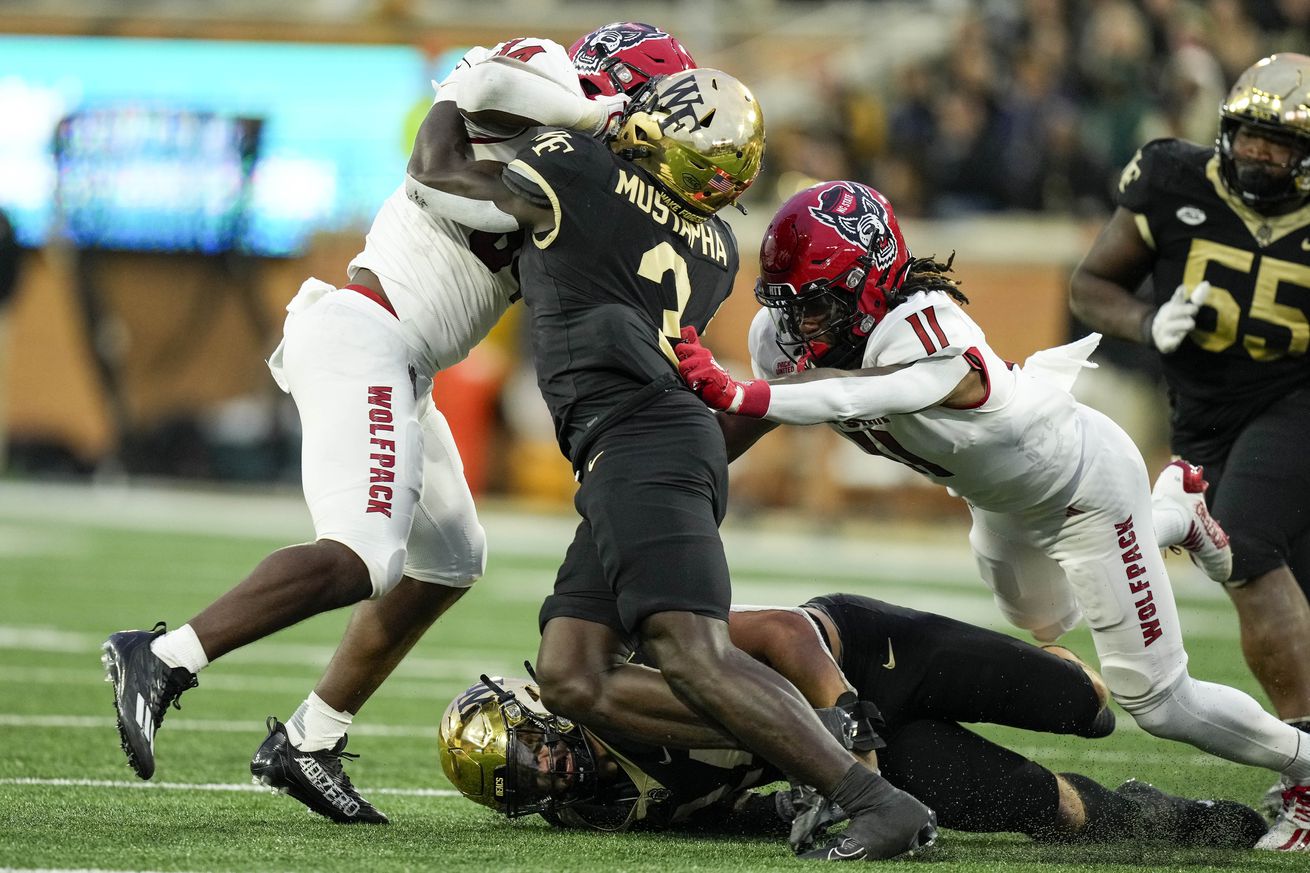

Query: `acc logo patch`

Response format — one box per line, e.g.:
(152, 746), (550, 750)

(1175, 206), (1206, 226)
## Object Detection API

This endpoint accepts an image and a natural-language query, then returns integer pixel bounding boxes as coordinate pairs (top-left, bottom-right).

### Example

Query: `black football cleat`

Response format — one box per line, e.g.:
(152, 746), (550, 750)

(251, 717), (389, 824)
(101, 622), (198, 780)
(799, 784), (937, 861)
(783, 784), (849, 852)
(1116, 779), (1267, 849)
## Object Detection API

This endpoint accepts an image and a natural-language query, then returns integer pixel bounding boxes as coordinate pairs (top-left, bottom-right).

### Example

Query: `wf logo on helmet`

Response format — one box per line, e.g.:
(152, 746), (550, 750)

(809, 182), (900, 273)
(659, 74), (707, 133)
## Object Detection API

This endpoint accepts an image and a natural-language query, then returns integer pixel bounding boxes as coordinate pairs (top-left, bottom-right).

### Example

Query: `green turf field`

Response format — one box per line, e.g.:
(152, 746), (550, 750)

(0, 481), (1300, 872)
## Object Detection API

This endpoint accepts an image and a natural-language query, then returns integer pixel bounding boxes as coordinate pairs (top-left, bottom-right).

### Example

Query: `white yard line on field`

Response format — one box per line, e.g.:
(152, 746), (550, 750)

(0, 714), (432, 737)
(0, 626), (525, 678)
(0, 665), (478, 695)
(0, 777), (458, 797)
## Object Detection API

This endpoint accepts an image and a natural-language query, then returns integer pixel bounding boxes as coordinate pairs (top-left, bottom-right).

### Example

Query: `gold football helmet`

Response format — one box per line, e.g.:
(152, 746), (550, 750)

(1218, 52), (1310, 209)
(611, 68), (765, 220)
(438, 676), (597, 818)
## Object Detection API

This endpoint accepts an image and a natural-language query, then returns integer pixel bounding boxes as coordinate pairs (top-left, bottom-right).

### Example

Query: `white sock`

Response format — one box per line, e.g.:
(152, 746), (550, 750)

(285, 692), (353, 752)
(1285, 719), (1310, 784)
(1152, 499), (1189, 548)
(149, 623), (210, 673)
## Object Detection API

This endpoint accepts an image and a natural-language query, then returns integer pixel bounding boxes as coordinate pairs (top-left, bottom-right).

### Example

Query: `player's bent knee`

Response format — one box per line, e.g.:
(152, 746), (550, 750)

(404, 511), (487, 587)
(1099, 663), (1162, 708)
(1109, 671), (1197, 741)
(322, 535), (407, 599)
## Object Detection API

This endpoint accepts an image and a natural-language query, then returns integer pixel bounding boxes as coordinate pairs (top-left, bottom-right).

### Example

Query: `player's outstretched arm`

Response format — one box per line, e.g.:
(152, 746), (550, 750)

(678, 326), (976, 424)
(404, 101), (551, 232)
(1069, 207), (1158, 344)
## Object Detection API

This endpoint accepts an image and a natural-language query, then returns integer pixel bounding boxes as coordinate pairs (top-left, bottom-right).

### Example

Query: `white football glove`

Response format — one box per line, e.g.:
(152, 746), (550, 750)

(587, 92), (630, 139)
(1149, 281), (1210, 353)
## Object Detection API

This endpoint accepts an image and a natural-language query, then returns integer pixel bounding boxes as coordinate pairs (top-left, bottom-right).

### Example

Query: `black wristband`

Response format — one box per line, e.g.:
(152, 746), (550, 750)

(1139, 307), (1158, 347)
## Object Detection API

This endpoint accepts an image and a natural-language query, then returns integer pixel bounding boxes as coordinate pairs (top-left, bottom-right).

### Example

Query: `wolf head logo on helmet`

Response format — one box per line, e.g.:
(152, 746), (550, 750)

(756, 181), (911, 367)
(810, 183), (901, 275)
(569, 22), (697, 97)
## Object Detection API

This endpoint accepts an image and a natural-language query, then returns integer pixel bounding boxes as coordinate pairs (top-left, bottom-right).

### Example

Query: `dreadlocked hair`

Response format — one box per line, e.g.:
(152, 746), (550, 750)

(889, 252), (968, 307)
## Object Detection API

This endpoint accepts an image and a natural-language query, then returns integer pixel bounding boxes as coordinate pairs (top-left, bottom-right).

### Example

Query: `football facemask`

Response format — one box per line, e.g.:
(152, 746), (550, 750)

(1217, 52), (1310, 211)
(611, 68), (765, 220)
(438, 675), (598, 818)
(755, 181), (911, 368)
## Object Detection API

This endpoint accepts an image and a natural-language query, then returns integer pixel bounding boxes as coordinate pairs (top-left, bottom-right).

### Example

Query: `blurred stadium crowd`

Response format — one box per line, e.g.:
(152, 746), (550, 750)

(757, 0), (1309, 220)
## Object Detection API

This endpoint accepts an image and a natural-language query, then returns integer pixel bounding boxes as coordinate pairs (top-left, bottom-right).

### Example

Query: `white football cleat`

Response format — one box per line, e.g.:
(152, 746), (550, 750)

(1256, 777), (1310, 851)
(1152, 460), (1232, 583)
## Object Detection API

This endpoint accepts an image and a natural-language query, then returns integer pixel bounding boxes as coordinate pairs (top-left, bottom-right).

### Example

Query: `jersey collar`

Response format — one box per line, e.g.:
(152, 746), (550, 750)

(1205, 155), (1310, 247)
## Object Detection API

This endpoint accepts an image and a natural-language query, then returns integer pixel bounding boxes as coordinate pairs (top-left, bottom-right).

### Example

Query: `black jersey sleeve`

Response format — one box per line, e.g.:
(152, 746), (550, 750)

(1116, 138), (1193, 212)
(506, 129), (596, 197)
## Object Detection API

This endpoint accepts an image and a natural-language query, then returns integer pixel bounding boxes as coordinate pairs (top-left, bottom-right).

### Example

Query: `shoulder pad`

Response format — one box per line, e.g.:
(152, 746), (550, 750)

(1117, 138), (1212, 211)
(487, 38), (580, 93)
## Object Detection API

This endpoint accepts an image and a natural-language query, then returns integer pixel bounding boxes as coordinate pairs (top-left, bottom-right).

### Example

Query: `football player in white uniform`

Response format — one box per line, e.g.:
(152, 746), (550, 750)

(675, 181), (1310, 852)
(101, 23), (698, 824)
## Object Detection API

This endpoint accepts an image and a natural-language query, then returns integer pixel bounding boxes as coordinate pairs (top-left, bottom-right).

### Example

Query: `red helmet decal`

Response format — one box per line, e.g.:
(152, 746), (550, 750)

(809, 182), (901, 275)
(570, 22), (665, 74)
(569, 22), (696, 97)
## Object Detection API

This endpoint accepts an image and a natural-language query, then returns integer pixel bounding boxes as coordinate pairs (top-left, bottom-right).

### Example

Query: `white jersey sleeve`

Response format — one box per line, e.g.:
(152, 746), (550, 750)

(446, 39), (586, 140)
(748, 298), (974, 425)
(861, 290), (983, 368)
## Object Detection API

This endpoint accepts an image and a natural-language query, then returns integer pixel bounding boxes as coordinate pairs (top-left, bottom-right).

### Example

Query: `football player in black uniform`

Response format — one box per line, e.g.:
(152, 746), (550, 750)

(1070, 53), (1310, 847)
(438, 596), (1267, 850)
(416, 69), (937, 860)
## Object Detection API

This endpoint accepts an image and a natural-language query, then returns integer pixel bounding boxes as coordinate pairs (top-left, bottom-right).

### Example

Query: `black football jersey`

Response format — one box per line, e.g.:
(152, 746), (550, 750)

(1117, 138), (1310, 463)
(504, 129), (739, 462)
(556, 733), (779, 831)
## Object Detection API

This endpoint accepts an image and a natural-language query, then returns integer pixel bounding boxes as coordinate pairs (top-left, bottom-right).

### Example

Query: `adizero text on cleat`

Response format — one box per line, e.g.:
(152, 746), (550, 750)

(101, 622), (198, 780)
(250, 717), (388, 824)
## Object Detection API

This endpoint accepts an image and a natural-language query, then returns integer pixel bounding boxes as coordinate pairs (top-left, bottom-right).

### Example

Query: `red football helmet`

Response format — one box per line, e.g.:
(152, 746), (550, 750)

(569, 22), (697, 97)
(755, 181), (912, 367)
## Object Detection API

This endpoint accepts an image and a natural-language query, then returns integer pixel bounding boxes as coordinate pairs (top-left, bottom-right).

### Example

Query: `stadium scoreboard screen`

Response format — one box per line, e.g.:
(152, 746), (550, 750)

(0, 35), (455, 257)
(54, 109), (262, 255)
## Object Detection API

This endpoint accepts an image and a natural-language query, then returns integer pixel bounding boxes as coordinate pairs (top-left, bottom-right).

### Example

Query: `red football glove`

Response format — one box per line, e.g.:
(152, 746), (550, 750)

(675, 326), (771, 417)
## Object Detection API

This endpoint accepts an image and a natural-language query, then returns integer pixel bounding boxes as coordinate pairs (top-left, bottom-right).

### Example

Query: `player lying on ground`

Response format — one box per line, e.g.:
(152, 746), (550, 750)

(439, 594), (1267, 851)
(675, 180), (1310, 852)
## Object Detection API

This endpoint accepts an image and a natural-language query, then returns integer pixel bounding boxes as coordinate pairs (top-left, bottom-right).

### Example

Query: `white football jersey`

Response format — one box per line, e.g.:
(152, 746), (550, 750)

(748, 290), (1085, 513)
(348, 38), (582, 376)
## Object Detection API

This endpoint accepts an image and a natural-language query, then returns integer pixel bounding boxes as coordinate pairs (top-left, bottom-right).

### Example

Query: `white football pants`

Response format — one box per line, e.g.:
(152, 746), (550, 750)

(970, 405), (1304, 773)
(269, 278), (486, 597)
